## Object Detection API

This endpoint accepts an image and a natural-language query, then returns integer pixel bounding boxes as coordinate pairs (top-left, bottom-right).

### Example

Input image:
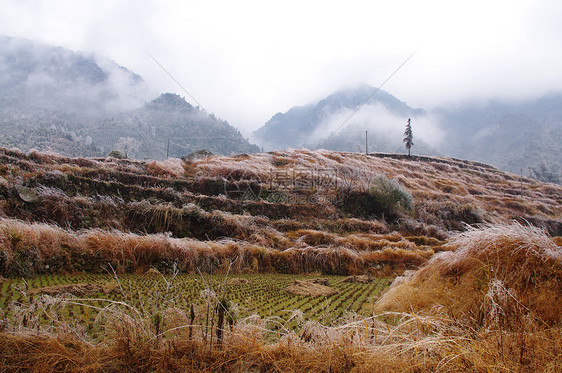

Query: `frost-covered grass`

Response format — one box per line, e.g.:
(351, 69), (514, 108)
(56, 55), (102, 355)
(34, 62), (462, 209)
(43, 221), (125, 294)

(190, 149), (561, 232)
(0, 218), (435, 277)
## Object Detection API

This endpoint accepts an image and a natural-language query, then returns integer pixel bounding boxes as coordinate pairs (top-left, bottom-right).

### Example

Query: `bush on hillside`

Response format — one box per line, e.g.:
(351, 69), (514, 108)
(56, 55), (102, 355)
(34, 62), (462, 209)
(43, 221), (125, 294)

(182, 149), (214, 162)
(339, 174), (413, 220)
(107, 150), (127, 159)
(369, 175), (413, 212)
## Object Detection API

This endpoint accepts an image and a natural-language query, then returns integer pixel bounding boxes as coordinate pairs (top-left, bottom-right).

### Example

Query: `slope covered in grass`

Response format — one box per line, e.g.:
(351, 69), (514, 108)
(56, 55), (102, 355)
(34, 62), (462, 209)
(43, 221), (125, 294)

(376, 223), (561, 323)
(0, 147), (560, 277)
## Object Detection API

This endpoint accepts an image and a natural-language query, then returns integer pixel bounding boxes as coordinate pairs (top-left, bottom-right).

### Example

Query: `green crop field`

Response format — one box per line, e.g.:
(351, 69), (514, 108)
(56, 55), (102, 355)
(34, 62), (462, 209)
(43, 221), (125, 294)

(0, 273), (390, 338)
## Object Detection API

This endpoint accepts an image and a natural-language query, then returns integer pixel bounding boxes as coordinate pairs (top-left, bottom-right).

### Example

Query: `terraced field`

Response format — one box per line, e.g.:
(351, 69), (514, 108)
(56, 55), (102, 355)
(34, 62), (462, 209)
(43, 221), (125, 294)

(0, 273), (389, 337)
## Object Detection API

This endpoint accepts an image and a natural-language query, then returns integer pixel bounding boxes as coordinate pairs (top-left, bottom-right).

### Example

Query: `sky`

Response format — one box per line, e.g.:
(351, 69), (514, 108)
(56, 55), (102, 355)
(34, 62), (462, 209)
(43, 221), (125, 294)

(2, 0), (562, 134)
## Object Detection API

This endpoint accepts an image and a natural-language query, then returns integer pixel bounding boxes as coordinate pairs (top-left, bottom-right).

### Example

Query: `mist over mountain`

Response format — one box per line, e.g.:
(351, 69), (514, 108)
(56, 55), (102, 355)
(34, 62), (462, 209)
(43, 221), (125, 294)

(0, 35), (151, 114)
(253, 85), (561, 182)
(434, 95), (562, 178)
(2, 35), (559, 179)
(0, 36), (258, 158)
(253, 85), (437, 154)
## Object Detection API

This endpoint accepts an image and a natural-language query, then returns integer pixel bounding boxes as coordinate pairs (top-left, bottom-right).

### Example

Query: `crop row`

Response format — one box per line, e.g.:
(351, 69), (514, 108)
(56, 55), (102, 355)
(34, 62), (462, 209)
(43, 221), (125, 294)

(0, 273), (390, 335)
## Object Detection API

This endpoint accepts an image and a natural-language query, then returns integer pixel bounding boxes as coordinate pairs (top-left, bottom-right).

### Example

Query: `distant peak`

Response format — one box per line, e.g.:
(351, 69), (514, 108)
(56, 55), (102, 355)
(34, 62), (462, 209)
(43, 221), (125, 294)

(146, 93), (194, 111)
(327, 84), (395, 103)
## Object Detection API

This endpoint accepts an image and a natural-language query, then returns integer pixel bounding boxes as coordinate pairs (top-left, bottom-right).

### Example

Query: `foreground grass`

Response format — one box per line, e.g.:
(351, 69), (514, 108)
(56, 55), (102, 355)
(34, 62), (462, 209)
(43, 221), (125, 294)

(0, 311), (559, 372)
(0, 223), (560, 372)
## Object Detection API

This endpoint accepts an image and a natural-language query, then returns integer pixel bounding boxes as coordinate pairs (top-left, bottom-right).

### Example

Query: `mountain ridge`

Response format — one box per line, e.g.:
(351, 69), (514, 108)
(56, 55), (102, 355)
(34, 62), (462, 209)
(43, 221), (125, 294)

(0, 35), (259, 158)
(253, 84), (424, 151)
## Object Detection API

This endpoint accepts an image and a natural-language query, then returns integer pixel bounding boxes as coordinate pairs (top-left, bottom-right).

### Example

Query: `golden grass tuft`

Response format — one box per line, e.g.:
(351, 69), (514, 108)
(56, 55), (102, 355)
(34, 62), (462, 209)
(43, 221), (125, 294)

(376, 222), (562, 326)
(145, 158), (185, 178)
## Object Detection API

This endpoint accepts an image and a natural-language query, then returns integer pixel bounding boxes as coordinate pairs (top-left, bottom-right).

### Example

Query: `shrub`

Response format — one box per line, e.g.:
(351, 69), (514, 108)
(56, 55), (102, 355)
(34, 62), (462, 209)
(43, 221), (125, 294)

(339, 175), (413, 220)
(108, 150), (127, 159)
(369, 175), (413, 212)
(182, 149), (214, 161)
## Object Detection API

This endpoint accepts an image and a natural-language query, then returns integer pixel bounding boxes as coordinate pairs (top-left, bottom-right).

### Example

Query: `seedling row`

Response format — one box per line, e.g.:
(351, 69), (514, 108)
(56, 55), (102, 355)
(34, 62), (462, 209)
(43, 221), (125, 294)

(0, 273), (389, 335)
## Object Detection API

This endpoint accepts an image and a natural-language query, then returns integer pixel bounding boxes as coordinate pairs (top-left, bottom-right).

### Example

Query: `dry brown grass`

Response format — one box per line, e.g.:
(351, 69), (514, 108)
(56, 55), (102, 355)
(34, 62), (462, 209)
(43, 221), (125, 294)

(0, 216), (440, 277)
(188, 149), (561, 235)
(376, 222), (562, 326)
(1, 299), (560, 372)
(145, 158), (185, 178)
(2, 147), (561, 243)
(1, 223), (560, 372)
(1, 148), (561, 371)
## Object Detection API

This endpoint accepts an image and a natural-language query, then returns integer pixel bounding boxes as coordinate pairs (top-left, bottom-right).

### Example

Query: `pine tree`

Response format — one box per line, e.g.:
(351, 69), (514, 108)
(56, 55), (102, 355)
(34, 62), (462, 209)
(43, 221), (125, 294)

(403, 118), (413, 156)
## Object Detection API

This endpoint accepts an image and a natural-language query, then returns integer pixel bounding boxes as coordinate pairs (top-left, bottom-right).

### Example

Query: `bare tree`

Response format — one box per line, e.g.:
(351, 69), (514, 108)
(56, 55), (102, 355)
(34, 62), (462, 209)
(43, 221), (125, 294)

(403, 118), (413, 156)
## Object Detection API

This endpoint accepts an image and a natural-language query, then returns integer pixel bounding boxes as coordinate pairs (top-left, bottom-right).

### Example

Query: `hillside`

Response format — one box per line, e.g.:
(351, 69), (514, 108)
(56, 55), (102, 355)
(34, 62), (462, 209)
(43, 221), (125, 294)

(0, 147), (559, 278)
(88, 93), (260, 159)
(0, 36), (258, 158)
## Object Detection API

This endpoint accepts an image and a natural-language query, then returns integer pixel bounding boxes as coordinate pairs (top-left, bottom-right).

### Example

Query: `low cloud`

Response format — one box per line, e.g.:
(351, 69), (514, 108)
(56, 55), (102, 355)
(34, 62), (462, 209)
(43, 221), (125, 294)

(309, 103), (445, 150)
(0, 35), (155, 116)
